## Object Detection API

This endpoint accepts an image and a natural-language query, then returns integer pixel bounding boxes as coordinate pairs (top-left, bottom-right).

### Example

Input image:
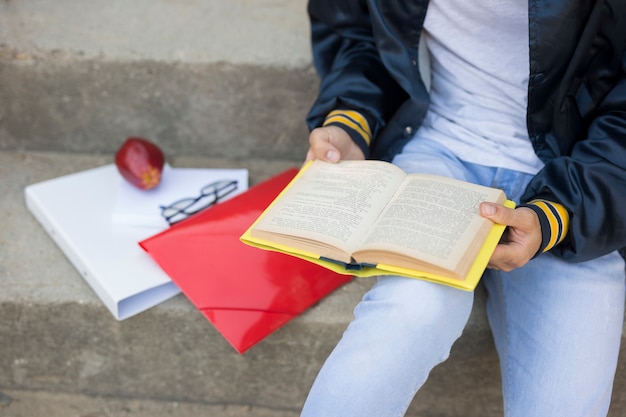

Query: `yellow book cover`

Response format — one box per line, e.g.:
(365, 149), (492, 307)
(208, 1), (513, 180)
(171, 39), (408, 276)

(241, 160), (515, 291)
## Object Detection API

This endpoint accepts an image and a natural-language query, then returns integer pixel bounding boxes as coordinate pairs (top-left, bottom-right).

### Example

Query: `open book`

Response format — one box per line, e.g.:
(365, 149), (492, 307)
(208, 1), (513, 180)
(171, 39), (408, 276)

(241, 160), (515, 291)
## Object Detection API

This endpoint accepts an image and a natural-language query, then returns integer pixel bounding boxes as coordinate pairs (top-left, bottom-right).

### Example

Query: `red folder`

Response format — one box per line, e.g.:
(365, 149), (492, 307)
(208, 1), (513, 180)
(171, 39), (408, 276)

(139, 168), (352, 353)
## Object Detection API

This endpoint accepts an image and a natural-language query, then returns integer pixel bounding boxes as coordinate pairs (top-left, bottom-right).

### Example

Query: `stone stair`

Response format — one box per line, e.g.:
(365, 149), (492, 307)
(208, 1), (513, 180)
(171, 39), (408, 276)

(1, 1), (624, 416)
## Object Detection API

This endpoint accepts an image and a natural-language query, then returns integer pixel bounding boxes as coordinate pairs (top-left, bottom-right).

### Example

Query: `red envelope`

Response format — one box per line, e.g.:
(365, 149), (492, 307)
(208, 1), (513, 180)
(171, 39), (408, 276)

(139, 168), (352, 354)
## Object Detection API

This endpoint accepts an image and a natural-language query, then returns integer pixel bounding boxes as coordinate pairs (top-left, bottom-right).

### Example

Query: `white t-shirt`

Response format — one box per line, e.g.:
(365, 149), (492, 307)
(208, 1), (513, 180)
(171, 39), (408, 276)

(416, 0), (544, 174)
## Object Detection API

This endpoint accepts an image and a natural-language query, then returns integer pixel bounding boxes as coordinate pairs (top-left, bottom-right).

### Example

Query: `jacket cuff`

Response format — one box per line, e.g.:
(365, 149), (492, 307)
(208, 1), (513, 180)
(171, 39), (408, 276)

(323, 110), (372, 157)
(519, 199), (570, 257)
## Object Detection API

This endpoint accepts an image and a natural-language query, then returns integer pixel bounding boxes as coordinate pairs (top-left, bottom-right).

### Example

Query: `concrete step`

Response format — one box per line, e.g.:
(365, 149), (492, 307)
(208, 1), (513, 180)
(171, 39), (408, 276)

(0, 0), (317, 161)
(0, 52), (318, 161)
(2, 150), (624, 416)
(1, 150), (516, 417)
(0, 389), (300, 417)
(2, 1), (625, 414)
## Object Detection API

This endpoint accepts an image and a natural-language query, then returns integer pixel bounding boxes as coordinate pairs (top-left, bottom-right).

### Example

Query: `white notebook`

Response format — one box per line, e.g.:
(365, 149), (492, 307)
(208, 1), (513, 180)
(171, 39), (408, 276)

(25, 164), (249, 320)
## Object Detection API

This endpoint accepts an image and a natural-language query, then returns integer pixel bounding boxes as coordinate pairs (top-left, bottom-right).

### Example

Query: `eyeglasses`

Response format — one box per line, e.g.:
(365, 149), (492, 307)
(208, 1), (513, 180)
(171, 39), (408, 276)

(159, 179), (239, 225)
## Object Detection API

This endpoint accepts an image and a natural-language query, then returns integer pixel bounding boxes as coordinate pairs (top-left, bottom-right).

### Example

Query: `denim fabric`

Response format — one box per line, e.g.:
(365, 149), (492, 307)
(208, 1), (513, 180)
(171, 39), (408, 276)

(301, 138), (625, 417)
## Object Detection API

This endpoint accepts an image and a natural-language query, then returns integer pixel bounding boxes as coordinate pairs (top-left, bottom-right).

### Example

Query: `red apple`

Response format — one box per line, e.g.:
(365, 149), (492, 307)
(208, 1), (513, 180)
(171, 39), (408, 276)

(115, 137), (165, 190)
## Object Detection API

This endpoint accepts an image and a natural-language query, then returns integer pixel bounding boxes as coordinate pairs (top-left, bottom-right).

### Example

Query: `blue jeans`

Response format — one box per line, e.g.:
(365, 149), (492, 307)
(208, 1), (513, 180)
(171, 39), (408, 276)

(301, 138), (626, 417)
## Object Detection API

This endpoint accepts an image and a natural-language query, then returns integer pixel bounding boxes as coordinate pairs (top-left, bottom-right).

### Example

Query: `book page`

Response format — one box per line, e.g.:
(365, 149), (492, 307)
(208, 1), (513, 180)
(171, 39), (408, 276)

(251, 160), (406, 260)
(356, 174), (506, 273)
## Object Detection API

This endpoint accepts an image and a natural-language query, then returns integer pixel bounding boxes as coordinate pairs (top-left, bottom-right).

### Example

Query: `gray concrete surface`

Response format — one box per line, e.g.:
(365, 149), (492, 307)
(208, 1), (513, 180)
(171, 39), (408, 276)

(0, 0), (317, 160)
(0, 0), (311, 66)
(0, 51), (318, 160)
(1, 0), (625, 415)
(0, 389), (300, 417)
(0, 150), (507, 416)
(1, 150), (625, 416)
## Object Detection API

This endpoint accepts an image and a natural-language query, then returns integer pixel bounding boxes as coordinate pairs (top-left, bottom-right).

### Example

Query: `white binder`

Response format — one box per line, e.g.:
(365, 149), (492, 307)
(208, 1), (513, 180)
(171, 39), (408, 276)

(25, 164), (248, 320)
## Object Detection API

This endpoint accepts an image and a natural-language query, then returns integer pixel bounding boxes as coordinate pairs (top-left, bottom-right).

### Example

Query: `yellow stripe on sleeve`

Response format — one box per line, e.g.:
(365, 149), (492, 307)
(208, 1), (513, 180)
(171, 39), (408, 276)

(531, 201), (560, 250)
(324, 110), (372, 145)
(529, 199), (570, 252)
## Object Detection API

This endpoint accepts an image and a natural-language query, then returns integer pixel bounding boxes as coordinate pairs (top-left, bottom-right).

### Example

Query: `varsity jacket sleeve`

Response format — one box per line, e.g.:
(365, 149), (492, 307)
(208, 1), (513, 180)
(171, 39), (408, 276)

(306, 0), (409, 158)
(522, 10), (626, 262)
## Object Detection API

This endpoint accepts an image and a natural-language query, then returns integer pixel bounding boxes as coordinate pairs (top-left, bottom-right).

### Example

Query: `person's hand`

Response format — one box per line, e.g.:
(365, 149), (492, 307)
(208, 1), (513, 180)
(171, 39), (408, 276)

(479, 203), (543, 271)
(305, 126), (366, 163)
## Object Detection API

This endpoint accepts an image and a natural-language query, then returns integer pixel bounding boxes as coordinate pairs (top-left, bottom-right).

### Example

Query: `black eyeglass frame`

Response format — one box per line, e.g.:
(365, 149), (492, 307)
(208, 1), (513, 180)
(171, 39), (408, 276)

(159, 179), (239, 225)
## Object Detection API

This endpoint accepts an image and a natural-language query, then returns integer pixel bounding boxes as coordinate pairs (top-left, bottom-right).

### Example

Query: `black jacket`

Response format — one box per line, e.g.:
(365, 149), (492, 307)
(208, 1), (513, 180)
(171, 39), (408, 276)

(306, 0), (626, 262)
